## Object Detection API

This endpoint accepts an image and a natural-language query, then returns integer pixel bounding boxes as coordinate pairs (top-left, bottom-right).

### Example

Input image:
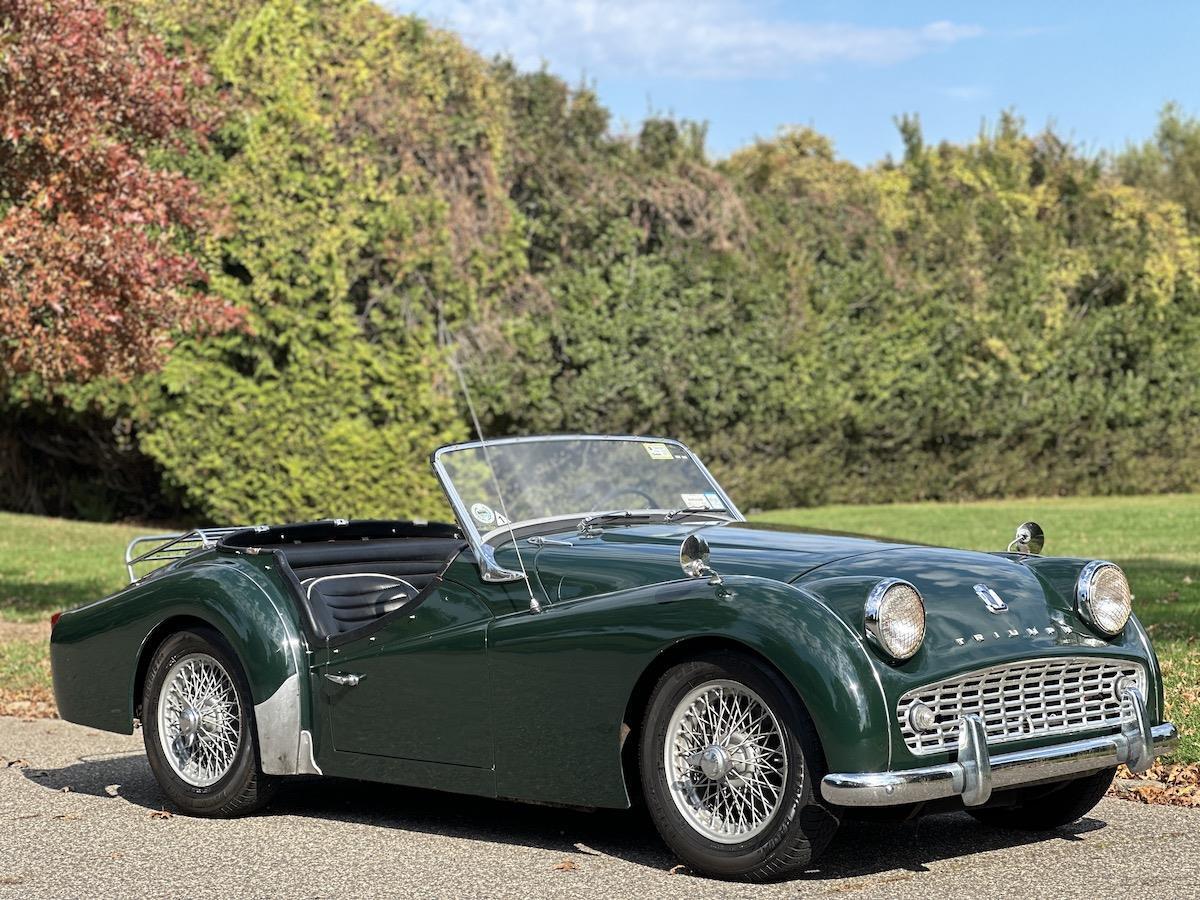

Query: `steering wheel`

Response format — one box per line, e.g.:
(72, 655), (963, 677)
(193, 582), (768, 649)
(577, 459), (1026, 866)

(592, 485), (658, 510)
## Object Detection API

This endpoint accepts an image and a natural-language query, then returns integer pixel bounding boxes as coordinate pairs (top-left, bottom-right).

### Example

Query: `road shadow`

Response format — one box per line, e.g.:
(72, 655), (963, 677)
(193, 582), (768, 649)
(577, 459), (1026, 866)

(23, 752), (1106, 881)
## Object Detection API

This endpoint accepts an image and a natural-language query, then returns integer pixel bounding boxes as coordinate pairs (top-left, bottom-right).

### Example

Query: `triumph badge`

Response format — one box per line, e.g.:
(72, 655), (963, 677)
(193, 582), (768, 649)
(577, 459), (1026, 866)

(973, 584), (1008, 613)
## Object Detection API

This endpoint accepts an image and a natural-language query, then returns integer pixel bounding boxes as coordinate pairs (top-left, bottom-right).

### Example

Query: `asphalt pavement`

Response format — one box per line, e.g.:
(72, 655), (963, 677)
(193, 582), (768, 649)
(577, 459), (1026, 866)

(2, 716), (1198, 899)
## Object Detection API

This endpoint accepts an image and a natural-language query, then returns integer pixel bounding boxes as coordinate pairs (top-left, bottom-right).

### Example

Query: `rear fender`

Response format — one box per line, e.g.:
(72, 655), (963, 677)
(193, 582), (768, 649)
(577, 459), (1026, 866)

(50, 555), (319, 776)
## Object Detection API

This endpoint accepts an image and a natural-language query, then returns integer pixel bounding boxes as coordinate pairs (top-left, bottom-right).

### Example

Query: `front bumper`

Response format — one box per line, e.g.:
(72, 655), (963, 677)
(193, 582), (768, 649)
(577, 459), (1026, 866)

(822, 686), (1178, 808)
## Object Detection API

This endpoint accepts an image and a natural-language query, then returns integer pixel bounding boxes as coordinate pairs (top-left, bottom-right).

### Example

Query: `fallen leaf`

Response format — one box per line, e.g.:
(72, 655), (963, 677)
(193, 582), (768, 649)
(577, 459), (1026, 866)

(59, 786), (72, 793)
(54, 813), (81, 821)
(148, 809), (173, 820)
(104, 784), (120, 798)
(553, 859), (578, 872)
(5, 758), (29, 768)
(668, 864), (688, 876)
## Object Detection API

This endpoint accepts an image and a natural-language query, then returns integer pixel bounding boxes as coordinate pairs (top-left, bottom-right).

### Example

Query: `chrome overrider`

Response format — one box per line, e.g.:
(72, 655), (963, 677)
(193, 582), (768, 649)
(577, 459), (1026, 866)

(821, 687), (1178, 807)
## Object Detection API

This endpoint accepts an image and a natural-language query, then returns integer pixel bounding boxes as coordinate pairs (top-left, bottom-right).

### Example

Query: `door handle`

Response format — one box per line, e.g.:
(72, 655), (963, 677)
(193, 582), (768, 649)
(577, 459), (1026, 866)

(325, 672), (364, 687)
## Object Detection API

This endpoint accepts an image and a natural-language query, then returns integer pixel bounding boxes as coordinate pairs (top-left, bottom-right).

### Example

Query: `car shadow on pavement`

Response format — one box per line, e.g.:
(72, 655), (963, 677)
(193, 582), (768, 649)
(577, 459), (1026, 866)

(23, 752), (1107, 881)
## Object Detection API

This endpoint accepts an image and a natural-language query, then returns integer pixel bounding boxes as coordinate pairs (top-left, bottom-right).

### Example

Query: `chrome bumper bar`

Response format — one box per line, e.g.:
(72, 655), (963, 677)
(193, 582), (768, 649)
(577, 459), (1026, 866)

(822, 687), (1178, 808)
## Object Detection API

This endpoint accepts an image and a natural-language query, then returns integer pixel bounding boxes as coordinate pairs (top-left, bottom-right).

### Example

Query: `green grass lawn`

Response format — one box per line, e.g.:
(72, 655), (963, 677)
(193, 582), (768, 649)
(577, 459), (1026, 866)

(0, 511), (146, 623)
(1, 498), (1197, 761)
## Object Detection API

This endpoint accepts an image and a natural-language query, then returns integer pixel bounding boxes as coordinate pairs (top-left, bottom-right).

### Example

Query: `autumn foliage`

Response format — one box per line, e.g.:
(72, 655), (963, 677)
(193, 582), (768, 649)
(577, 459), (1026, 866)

(0, 0), (239, 387)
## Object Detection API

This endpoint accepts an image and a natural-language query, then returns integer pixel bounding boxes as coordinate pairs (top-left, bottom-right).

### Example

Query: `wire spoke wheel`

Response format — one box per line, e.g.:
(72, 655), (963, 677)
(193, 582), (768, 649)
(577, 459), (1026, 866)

(156, 652), (241, 788)
(664, 679), (790, 843)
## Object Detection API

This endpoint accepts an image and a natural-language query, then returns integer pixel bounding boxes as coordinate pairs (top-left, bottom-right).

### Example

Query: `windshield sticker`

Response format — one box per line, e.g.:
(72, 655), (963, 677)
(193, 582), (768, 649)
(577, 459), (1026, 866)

(495, 512), (510, 527)
(681, 493), (711, 509)
(704, 493), (724, 509)
(643, 442), (674, 460)
(470, 502), (496, 525)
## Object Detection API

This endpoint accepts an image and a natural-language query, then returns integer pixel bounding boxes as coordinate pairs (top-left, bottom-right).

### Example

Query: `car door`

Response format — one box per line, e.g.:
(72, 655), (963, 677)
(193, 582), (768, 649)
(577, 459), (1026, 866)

(316, 579), (493, 769)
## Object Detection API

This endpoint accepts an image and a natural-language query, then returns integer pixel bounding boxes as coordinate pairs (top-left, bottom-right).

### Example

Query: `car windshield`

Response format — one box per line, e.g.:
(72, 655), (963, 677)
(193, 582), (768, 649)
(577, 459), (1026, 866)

(434, 436), (735, 537)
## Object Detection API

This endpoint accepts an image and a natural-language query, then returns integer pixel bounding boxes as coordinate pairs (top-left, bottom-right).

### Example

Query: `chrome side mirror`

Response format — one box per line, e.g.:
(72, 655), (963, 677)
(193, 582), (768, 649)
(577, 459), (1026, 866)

(1009, 521), (1045, 555)
(680, 534), (722, 585)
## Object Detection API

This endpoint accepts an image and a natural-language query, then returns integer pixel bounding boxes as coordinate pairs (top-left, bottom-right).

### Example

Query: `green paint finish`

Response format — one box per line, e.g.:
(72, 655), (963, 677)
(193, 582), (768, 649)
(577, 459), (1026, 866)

(316, 581), (493, 768)
(51, 551), (307, 733)
(50, 516), (1169, 810)
(486, 574), (890, 807)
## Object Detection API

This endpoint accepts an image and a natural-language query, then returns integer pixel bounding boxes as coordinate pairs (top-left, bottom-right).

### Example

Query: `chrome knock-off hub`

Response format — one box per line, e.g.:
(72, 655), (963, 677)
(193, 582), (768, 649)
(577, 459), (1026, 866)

(699, 745), (733, 780)
(178, 706), (201, 742)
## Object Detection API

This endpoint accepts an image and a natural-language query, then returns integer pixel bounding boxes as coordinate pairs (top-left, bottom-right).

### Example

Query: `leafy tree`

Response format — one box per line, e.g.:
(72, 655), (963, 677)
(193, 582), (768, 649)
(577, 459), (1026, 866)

(0, 0), (239, 389)
(1115, 103), (1200, 226)
(122, 0), (526, 522)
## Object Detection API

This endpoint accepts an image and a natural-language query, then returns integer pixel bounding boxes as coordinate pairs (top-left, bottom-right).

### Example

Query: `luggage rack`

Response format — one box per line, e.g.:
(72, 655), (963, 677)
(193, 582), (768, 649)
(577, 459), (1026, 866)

(125, 526), (253, 583)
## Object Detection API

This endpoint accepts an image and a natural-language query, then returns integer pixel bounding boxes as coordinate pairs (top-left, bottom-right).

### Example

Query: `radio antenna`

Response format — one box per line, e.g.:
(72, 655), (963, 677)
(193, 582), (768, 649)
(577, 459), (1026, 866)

(441, 324), (540, 612)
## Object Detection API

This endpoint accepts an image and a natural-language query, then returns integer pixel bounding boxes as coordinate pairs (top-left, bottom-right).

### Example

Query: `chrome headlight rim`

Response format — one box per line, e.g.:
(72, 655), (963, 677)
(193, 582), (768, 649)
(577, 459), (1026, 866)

(865, 578), (926, 662)
(1075, 560), (1132, 637)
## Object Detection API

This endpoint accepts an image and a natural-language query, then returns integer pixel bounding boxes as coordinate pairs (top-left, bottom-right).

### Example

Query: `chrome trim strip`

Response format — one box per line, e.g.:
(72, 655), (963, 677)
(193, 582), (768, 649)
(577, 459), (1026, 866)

(821, 714), (1177, 808)
(297, 729), (323, 776)
(430, 434), (744, 583)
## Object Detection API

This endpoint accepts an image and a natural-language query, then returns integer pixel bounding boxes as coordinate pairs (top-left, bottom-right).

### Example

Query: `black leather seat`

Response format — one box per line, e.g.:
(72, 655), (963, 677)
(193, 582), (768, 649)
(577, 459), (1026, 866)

(279, 538), (465, 637)
(300, 573), (417, 633)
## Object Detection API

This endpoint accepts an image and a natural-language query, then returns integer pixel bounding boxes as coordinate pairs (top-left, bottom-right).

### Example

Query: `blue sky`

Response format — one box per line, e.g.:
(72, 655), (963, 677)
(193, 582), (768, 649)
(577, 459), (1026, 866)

(400, 1), (1200, 165)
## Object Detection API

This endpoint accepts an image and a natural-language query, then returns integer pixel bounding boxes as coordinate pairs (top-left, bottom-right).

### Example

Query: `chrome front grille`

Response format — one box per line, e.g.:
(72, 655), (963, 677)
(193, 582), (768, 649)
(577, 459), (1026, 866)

(897, 657), (1146, 755)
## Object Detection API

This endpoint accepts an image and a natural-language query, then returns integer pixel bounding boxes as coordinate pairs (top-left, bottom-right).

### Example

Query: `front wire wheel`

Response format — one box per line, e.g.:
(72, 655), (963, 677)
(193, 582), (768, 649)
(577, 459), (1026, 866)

(665, 680), (789, 843)
(640, 653), (839, 881)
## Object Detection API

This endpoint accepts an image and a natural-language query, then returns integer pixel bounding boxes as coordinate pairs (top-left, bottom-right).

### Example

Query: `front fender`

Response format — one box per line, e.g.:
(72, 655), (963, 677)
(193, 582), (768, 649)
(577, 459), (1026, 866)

(50, 553), (318, 775)
(486, 575), (890, 808)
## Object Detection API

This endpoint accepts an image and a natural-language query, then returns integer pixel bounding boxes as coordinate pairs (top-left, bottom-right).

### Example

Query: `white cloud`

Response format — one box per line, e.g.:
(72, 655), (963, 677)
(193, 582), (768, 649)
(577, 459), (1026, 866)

(404, 1), (983, 79)
(940, 84), (989, 101)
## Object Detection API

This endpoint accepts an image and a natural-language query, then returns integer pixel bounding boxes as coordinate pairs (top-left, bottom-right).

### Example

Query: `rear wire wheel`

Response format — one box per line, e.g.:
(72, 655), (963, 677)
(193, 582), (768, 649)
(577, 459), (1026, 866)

(142, 628), (276, 817)
(639, 652), (839, 881)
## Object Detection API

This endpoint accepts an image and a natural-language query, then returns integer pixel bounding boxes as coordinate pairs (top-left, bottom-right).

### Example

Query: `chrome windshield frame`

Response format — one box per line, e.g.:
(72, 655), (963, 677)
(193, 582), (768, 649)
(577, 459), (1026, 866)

(430, 434), (745, 583)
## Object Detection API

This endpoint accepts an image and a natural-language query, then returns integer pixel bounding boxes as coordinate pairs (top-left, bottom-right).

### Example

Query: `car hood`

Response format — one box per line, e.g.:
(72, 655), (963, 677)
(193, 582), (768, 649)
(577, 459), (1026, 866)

(523, 520), (1105, 647)
(794, 546), (1100, 651)
(522, 520), (919, 603)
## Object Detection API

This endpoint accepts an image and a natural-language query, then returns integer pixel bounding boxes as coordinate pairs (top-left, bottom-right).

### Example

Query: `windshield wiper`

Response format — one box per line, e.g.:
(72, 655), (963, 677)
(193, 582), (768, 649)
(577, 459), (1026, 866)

(577, 509), (658, 535)
(577, 506), (728, 536)
(664, 507), (729, 523)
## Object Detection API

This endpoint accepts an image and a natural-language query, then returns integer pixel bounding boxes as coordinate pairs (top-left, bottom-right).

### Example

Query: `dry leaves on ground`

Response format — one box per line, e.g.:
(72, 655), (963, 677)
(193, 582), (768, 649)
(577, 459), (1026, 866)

(1109, 762), (1200, 807)
(0, 690), (58, 719)
(147, 809), (173, 820)
(553, 860), (578, 872)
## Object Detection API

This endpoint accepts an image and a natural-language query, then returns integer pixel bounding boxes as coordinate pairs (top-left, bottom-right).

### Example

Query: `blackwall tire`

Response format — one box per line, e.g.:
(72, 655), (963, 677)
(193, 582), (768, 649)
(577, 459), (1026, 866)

(639, 652), (839, 881)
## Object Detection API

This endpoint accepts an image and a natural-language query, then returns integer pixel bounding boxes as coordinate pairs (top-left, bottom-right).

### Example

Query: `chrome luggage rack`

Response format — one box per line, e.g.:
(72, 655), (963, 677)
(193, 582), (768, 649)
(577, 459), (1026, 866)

(125, 526), (252, 583)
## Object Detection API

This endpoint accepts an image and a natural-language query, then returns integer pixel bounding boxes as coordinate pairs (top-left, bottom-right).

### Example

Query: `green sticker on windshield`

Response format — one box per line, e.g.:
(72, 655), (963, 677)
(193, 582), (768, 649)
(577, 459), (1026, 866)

(643, 442), (673, 460)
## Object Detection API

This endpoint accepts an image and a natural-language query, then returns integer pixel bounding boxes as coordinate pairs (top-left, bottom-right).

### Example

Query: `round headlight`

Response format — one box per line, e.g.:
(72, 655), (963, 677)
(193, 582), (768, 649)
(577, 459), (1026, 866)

(865, 579), (926, 661)
(1076, 561), (1132, 637)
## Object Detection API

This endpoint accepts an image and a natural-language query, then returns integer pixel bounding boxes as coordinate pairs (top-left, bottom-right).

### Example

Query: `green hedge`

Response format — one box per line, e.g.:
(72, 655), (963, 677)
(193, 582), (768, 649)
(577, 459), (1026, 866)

(2, 3), (1198, 522)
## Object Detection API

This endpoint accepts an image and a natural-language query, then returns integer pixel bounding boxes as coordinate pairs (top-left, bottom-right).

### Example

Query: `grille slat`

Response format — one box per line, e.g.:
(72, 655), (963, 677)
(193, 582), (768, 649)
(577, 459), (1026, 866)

(898, 657), (1145, 755)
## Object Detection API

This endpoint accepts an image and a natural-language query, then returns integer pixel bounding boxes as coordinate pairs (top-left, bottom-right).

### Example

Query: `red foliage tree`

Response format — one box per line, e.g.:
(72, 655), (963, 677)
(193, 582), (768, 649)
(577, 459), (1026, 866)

(0, 0), (240, 387)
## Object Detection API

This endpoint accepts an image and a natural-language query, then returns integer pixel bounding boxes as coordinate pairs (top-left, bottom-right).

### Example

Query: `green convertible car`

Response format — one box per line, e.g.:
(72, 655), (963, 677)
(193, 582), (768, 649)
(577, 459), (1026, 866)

(51, 435), (1177, 881)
